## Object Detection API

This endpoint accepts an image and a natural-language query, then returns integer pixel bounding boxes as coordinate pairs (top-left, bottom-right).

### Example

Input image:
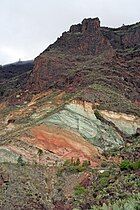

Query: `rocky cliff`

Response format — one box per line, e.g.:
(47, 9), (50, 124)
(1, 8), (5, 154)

(47, 17), (114, 55)
(101, 22), (140, 56)
(27, 18), (140, 116)
(0, 18), (140, 209)
(0, 17), (139, 163)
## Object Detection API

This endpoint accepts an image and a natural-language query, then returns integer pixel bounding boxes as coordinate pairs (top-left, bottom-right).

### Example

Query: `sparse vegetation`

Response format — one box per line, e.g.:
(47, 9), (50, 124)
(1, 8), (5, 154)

(57, 158), (91, 176)
(74, 184), (87, 196)
(0, 16), (140, 210)
(37, 148), (43, 160)
(120, 159), (140, 171)
(17, 155), (25, 166)
(91, 194), (140, 210)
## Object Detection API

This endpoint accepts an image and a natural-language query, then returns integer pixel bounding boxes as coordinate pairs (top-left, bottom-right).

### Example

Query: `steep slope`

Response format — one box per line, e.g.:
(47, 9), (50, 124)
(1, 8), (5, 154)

(0, 17), (140, 209)
(0, 17), (140, 165)
(27, 18), (140, 114)
(0, 60), (33, 100)
(101, 22), (140, 52)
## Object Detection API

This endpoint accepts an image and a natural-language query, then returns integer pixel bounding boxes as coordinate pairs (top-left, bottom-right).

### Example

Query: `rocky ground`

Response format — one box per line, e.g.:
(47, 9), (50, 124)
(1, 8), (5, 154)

(0, 18), (140, 209)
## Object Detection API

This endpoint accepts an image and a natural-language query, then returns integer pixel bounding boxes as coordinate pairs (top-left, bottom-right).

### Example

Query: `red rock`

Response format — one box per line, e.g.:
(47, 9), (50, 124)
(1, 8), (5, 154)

(27, 125), (102, 166)
(26, 18), (140, 108)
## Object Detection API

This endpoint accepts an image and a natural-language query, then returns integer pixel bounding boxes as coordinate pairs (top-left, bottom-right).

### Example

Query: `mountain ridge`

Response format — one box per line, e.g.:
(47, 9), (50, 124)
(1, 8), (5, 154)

(0, 17), (139, 210)
(25, 17), (140, 116)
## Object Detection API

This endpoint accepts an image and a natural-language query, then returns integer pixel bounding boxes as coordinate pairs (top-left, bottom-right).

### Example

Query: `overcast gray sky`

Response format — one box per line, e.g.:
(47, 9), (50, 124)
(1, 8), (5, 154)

(0, 0), (140, 65)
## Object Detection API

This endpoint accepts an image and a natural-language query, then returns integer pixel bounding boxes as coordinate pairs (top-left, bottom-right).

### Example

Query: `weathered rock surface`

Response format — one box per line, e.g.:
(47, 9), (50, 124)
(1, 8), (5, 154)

(101, 22), (140, 53)
(0, 18), (140, 210)
(27, 18), (140, 114)
(0, 17), (140, 166)
(45, 100), (130, 150)
(100, 110), (140, 135)
(29, 124), (101, 166)
(1, 88), (139, 165)
(47, 17), (114, 55)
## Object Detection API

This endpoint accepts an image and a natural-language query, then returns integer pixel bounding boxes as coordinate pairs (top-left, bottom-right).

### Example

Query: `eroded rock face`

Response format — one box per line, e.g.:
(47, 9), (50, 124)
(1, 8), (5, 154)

(100, 110), (140, 135)
(46, 17), (113, 55)
(27, 18), (140, 110)
(29, 124), (101, 166)
(70, 17), (100, 33)
(0, 87), (139, 166)
(28, 18), (115, 92)
(44, 100), (124, 150)
(101, 22), (140, 52)
(0, 18), (140, 167)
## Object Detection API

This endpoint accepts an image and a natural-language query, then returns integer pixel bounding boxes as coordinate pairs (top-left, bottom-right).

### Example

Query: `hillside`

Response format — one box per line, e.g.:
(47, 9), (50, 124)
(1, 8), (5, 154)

(0, 60), (33, 99)
(0, 18), (140, 209)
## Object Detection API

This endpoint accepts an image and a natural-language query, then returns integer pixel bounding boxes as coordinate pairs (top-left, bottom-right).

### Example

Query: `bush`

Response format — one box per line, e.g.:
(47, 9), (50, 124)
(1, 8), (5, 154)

(74, 185), (87, 196)
(68, 164), (86, 173)
(91, 193), (140, 210)
(130, 160), (140, 170)
(99, 177), (109, 187)
(59, 158), (90, 174)
(120, 160), (131, 170)
(82, 160), (91, 167)
(100, 161), (108, 167)
(99, 171), (110, 178)
(37, 148), (43, 156)
(120, 160), (140, 171)
(17, 155), (25, 166)
(75, 158), (80, 166)
(63, 159), (71, 166)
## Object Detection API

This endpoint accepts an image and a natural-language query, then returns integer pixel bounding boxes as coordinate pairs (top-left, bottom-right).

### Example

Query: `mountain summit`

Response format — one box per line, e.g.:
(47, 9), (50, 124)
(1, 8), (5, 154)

(28, 17), (139, 115)
(46, 17), (113, 55)
(0, 17), (140, 210)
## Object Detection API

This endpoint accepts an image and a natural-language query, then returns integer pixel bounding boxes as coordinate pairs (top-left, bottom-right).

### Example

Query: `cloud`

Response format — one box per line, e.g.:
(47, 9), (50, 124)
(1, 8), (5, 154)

(0, 47), (27, 64)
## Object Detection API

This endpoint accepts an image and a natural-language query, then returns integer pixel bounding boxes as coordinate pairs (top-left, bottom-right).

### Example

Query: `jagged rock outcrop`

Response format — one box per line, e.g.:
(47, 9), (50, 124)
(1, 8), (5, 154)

(27, 18), (140, 116)
(0, 18), (140, 210)
(101, 22), (140, 53)
(46, 17), (114, 55)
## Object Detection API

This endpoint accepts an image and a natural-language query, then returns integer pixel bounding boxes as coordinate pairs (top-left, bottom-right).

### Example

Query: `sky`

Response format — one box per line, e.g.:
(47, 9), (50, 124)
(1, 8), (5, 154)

(0, 0), (140, 65)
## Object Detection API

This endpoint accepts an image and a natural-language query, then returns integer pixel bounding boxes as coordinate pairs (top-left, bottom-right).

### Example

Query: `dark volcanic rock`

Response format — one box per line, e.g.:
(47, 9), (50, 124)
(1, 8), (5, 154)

(46, 17), (113, 55)
(0, 60), (33, 100)
(28, 18), (140, 112)
(4, 18), (139, 115)
(0, 60), (33, 81)
(101, 22), (140, 62)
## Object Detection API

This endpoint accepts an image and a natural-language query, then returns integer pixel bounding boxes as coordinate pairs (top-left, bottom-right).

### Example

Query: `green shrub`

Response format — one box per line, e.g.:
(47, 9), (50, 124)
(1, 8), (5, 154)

(99, 171), (110, 178)
(63, 159), (71, 166)
(99, 177), (109, 187)
(17, 155), (25, 166)
(100, 161), (108, 167)
(120, 160), (131, 170)
(74, 185), (87, 196)
(68, 164), (86, 173)
(82, 160), (91, 167)
(94, 109), (102, 120)
(37, 148), (43, 156)
(130, 160), (140, 170)
(91, 193), (140, 210)
(59, 158), (90, 174)
(120, 160), (140, 171)
(75, 158), (80, 166)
